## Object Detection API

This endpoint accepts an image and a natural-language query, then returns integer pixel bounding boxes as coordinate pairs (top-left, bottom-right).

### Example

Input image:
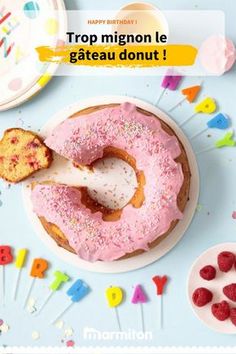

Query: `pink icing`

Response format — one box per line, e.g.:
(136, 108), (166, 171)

(199, 35), (236, 75)
(31, 103), (184, 262)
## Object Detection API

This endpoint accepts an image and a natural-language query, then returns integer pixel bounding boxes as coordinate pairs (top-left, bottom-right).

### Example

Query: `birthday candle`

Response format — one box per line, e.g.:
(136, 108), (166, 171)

(37, 271), (70, 315)
(23, 258), (49, 309)
(0, 246), (13, 306)
(156, 70), (183, 106)
(152, 275), (168, 329)
(106, 286), (124, 331)
(131, 285), (148, 332)
(180, 97), (217, 127)
(190, 113), (231, 140)
(215, 131), (236, 148)
(196, 130), (236, 154)
(13, 249), (28, 300)
(52, 279), (90, 324)
(169, 85), (201, 112)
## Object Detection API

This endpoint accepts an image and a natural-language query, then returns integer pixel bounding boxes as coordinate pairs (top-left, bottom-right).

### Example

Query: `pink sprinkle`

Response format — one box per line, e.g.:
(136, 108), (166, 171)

(232, 211), (236, 219)
(0, 319), (3, 326)
(66, 340), (75, 347)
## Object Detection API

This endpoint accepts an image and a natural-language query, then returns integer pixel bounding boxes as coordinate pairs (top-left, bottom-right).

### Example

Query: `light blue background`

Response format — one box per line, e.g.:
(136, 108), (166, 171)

(0, 0), (236, 349)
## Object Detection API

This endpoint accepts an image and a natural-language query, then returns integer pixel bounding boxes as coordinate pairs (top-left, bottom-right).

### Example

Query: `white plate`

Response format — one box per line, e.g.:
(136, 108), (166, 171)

(188, 243), (236, 334)
(22, 95), (199, 273)
(0, 0), (66, 111)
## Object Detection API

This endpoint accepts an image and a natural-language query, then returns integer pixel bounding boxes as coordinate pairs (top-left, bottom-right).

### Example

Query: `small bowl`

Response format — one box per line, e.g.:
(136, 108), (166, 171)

(113, 2), (169, 43)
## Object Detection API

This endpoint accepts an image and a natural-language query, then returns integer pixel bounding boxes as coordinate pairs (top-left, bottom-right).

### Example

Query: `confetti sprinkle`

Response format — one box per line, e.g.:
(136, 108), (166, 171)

(232, 211), (236, 219)
(64, 327), (74, 337)
(196, 204), (203, 212)
(55, 320), (64, 329)
(27, 297), (37, 314)
(0, 320), (3, 326)
(66, 340), (75, 347)
(32, 331), (40, 340)
(0, 323), (10, 333)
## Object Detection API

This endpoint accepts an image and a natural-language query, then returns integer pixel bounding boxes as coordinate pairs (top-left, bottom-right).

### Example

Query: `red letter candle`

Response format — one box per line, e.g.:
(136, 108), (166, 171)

(0, 246), (13, 265)
(152, 275), (169, 329)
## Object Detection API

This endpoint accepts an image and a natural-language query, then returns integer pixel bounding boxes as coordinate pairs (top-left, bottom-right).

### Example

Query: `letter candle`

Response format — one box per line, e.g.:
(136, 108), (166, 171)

(131, 285), (148, 332)
(106, 286), (124, 332)
(37, 271), (70, 315)
(196, 130), (236, 155)
(51, 279), (90, 324)
(152, 275), (168, 329)
(13, 249), (28, 300)
(180, 97), (217, 127)
(156, 70), (183, 106)
(0, 246), (13, 306)
(190, 113), (231, 140)
(168, 84), (202, 112)
(23, 258), (48, 309)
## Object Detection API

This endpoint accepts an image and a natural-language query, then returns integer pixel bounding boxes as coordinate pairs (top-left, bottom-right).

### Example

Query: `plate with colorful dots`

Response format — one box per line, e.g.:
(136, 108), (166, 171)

(0, 0), (66, 111)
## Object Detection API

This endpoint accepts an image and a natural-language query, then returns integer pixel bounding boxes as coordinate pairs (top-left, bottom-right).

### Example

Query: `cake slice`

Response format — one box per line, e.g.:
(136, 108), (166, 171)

(0, 128), (52, 183)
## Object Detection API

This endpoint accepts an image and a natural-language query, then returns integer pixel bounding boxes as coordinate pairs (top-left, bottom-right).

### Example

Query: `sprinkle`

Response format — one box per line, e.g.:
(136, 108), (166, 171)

(232, 211), (236, 219)
(196, 204), (203, 212)
(0, 320), (3, 326)
(64, 327), (74, 337)
(0, 323), (10, 333)
(66, 340), (75, 347)
(55, 320), (64, 329)
(32, 331), (40, 340)
(27, 297), (37, 314)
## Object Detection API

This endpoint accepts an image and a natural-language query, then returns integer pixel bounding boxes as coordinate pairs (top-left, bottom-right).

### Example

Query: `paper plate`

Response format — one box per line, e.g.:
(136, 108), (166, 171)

(22, 96), (199, 273)
(0, 0), (66, 111)
(188, 243), (236, 334)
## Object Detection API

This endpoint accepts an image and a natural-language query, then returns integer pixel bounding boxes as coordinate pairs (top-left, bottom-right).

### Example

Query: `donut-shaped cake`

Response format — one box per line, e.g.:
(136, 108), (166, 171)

(31, 103), (191, 262)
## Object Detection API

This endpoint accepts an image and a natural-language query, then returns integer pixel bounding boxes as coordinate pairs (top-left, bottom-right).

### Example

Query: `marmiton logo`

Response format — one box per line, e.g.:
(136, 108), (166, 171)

(83, 327), (153, 341)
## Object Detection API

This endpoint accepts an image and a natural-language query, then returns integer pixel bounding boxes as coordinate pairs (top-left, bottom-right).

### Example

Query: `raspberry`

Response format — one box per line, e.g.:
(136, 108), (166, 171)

(199, 265), (216, 281)
(217, 251), (235, 272)
(212, 301), (230, 321)
(192, 287), (213, 307)
(223, 283), (236, 302)
(230, 308), (236, 326)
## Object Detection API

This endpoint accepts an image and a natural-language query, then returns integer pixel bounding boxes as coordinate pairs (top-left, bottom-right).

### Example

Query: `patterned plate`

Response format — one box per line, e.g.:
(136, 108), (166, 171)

(0, 0), (66, 111)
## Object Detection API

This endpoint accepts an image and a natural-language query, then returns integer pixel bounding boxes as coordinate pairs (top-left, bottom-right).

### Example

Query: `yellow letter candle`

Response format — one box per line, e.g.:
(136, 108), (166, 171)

(180, 97), (217, 127)
(13, 249), (28, 301)
(106, 286), (124, 331)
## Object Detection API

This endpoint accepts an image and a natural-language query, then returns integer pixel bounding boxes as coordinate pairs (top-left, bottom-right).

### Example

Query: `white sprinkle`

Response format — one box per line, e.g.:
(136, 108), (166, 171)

(55, 320), (64, 329)
(32, 331), (40, 340)
(64, 327), (74, 337)
(0, 323), (10, 333)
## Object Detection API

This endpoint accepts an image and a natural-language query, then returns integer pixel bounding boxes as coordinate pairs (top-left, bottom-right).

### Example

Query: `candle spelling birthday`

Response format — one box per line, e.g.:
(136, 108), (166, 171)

(37, 270), (70, 315)
(152, 275), (168, 329)
(156, 70), (183, 106)
(169, 84), (202, 112)
(131, 285), (148, 332)
(0, 246), (13, 306)
(52, 279), (90, 324)
(190, 113), (231, 140)
(106, 286), (124, 332)
(23, 258), (49, 309)
(13, 248), (28, 301)
(180, 97), (217, 127)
